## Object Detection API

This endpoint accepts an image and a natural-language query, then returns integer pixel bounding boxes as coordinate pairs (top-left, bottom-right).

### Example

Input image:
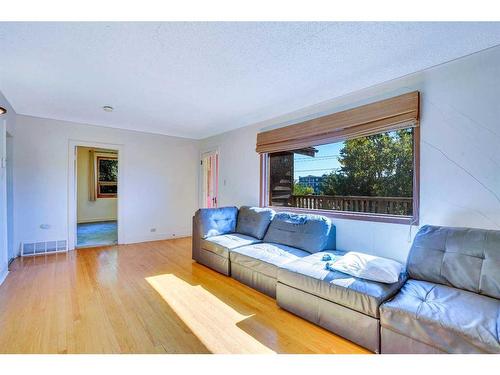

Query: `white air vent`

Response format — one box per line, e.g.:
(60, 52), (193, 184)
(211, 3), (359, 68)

(21, 240), (68, 257)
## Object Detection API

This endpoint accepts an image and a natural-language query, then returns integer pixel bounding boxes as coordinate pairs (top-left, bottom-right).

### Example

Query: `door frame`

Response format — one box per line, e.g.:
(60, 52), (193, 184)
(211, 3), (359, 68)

(199, 147), (220, 209)
(0, 119), (7, 282)
(6, 132), (14, 262)
(68, 140), (124, 250)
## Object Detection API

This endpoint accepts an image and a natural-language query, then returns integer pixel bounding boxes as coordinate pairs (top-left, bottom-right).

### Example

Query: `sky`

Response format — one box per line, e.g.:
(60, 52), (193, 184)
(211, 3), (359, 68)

(294, 142), (344, 179)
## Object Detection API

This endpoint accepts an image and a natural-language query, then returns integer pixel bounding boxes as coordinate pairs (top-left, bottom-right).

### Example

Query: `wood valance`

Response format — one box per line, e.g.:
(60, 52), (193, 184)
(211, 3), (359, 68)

(256, 91), (420, 153)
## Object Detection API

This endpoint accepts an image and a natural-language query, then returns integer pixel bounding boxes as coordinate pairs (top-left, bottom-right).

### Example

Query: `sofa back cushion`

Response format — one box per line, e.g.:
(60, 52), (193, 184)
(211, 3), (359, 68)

(263, 212), (335, 253)
(408, 225), (500, 299)
(195, 207), (238, 239)
(236, 206), (275, 240)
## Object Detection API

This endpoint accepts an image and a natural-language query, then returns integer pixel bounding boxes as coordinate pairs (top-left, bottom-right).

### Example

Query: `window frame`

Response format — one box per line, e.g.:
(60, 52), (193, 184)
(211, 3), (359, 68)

(259, 125), (420, 225)
(96, 156), (118, 198)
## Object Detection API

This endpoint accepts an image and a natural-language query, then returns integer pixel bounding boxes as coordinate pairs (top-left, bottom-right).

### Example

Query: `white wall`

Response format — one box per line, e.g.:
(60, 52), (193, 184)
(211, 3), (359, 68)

(76, 146), (117, 223)
(200, 46), (500, 263)
(0, 90), (16, 284)
(13, 115), (199, 254)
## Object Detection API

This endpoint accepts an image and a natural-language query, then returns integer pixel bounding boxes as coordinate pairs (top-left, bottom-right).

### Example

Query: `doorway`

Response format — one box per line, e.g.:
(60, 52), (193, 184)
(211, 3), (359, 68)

(75, 146), (118, 248)
(201, 150), (219, 208)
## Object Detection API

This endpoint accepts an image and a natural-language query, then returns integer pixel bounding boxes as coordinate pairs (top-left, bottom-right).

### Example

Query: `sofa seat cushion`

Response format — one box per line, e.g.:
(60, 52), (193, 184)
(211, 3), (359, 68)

(278, 251), (407, 318)
(201, 233), (261, 259)
(230, 243), (310, 278)
(380, 279), (500, 353)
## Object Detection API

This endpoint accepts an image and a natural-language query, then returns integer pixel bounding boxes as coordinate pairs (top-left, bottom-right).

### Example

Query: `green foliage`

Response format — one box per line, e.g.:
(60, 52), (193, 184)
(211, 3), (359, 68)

(99, 159), (118, 182)
(293, 182), (315, 195)
(319, 129), (413, 197)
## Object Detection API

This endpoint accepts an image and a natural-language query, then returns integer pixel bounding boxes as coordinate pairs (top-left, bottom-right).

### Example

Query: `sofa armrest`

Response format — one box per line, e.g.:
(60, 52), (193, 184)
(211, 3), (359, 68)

(192, 206), (238, 261)
(192, 215), (201, 261)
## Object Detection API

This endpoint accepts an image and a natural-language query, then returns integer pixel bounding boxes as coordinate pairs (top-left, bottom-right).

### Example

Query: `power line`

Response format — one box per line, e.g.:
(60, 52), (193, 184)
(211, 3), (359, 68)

(295, 154), (340, 161)
(295, 167), (340, 173)
(295, 158), (340, 163)
(295, 158), (340, 162)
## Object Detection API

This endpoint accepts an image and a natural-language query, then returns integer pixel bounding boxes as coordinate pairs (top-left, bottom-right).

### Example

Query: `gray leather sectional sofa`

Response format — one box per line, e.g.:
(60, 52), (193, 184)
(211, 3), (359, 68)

(192, 206), (500, 354)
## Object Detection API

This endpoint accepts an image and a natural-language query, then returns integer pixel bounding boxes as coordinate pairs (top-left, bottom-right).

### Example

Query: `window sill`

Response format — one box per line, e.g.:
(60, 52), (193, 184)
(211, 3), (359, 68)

(267, 206), (418, 225)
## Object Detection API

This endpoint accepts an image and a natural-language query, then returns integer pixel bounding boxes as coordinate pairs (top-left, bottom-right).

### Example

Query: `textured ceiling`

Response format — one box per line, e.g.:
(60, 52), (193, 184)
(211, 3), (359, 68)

(1, 22), (500, 139)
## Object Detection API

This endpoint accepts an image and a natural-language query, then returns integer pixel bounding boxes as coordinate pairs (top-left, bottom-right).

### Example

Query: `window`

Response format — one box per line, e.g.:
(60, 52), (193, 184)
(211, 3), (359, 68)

(266, 127), (415, 218)
(97, 156), (118, 198)
(258, 92), (420, 224)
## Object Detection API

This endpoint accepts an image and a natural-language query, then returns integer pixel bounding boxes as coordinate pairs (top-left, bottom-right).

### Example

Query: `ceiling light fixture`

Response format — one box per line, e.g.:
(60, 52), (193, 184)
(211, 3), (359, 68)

(102, 105), (114, 112)
(0, 107), (6, 115)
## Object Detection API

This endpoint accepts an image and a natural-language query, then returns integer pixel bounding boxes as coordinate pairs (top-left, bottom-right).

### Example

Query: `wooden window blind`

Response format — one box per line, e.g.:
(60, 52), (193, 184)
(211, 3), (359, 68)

(256, 91), (420, 154)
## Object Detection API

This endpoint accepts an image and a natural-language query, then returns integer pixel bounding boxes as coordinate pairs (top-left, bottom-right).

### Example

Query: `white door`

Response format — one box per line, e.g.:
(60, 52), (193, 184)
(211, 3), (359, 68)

(201, 150), (219, 208)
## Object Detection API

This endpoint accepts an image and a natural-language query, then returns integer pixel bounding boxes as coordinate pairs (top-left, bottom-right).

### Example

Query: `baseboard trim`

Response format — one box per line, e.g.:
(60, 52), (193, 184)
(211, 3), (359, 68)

(0, 266), (9, 286)
(124, 232), (190, 245)
(77, 218), (118, 224)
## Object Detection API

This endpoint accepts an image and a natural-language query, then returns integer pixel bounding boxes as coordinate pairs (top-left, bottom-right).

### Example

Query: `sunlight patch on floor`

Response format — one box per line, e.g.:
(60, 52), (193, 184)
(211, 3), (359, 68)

(146, 274), (275, 354)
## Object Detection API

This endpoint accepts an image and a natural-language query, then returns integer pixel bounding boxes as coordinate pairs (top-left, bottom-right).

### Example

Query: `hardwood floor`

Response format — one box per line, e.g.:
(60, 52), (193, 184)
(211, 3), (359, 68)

(0, 237), (370, 354)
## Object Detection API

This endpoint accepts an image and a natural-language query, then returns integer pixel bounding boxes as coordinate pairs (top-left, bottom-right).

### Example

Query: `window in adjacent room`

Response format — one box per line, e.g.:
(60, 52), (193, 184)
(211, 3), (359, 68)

(97, 156), (118, 198)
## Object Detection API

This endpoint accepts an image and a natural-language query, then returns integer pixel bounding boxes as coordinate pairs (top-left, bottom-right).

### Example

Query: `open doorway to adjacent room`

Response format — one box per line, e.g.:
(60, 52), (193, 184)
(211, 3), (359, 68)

(75, 146), (118, 248)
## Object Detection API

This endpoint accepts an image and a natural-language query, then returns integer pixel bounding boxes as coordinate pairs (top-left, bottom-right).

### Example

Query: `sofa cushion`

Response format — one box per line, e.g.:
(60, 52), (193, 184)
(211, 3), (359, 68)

(278, 251), (407, 318)
(263, 212), (335, 253)
(201, 233), (261, 259)
(380, 279), (500, 353)
(195, 206), (238, 239)
(408, 225), (500, 299)
(236, 206), (275, 240)
(230, 243), (310, 278)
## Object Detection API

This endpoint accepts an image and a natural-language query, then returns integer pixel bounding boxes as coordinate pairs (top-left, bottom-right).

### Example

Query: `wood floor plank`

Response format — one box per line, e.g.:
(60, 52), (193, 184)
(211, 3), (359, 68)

(0, 237), (370, 354)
